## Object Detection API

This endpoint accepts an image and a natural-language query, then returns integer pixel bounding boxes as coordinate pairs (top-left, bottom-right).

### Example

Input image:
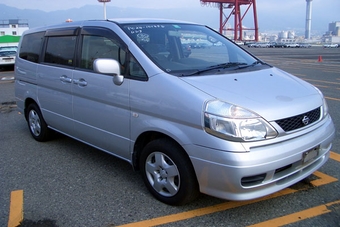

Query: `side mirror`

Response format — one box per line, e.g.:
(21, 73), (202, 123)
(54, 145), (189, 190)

(93, 58), (124, 85)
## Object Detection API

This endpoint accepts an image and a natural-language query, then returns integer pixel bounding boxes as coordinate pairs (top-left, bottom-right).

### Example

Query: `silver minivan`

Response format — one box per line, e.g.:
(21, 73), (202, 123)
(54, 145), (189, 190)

(15, 19), (335, 205)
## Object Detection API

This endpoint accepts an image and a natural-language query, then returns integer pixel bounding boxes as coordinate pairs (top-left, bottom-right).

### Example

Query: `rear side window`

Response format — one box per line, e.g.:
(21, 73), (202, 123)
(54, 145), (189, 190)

(19, 32), (44, 63)
(44, 36), (77, 66)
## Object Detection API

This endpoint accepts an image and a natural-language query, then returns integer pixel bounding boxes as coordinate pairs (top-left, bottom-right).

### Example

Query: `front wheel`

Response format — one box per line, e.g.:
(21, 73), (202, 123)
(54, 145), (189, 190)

(26, 103), (51, 142)
(140, 138), (199, 205)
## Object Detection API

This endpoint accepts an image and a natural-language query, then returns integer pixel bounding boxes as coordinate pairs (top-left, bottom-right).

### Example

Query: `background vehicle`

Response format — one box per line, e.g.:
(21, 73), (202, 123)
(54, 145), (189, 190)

(285, 43), (299, 48)
(233, 40), (244, 46)
(247, 42), (269, 48)
(269, 42), (287, 48)
(0, 50), (16, 66)
(255, 42), (270, 48)
(298, 43), (312, 48)
(247, 42), (257, 48)
(323, 43), (339, 48)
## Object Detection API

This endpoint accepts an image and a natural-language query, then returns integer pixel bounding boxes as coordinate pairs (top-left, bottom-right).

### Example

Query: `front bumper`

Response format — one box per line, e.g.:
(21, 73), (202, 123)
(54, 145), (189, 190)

(188, 115), (335, 201)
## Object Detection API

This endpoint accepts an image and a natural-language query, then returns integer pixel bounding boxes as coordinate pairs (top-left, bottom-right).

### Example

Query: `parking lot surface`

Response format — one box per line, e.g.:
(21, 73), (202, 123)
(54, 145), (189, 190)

(1, 47), (339, 227)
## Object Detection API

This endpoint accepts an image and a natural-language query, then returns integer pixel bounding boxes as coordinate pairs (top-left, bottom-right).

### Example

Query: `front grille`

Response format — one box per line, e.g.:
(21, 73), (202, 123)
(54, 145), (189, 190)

(275, 107), (320, 132)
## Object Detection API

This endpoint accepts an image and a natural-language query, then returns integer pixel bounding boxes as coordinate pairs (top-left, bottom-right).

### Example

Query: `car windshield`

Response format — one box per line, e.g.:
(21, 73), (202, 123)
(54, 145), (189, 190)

(121, 23), (260, 76)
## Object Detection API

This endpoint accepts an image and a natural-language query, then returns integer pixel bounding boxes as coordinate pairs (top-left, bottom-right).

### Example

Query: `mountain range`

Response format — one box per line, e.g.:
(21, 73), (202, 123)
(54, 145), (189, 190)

(0, 3), (334, 36)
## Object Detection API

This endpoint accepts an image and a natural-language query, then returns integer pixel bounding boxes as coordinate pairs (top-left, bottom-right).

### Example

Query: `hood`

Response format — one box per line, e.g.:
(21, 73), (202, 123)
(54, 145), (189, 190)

(180, 67), (322, 121)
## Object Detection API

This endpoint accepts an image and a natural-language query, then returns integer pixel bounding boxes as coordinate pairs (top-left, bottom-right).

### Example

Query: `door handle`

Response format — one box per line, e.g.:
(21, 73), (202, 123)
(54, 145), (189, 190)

(73, 78), (88, 87)
(60, 75), (72, 83)
(16, 67), (27, 75)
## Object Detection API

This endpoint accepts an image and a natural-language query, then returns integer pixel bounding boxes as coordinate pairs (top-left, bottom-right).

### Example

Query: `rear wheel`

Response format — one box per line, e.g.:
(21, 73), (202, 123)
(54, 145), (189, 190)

(26, 103), (51, 142)
(140, 138), (199, 205)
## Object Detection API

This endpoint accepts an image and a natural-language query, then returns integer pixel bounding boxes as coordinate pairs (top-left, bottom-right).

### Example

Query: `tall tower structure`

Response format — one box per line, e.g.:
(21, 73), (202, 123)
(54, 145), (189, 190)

(201, 0), (259, 41)
(305, 0), (312, 39)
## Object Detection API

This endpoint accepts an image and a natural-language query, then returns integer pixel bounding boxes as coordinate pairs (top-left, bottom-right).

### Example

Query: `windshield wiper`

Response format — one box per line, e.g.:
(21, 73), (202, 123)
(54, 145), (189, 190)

(182, 62), (248, 76)
(235, 60), (261, 70)
(235, 60), (273, 70)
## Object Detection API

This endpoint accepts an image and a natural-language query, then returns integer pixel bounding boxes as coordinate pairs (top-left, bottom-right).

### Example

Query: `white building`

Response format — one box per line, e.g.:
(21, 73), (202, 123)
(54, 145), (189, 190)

(0, 19), (29, 47)
(0, 19), (29, 36)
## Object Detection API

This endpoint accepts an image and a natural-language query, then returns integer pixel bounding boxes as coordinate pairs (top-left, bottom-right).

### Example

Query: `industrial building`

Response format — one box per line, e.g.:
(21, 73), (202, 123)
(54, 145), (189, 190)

(322, 21), (340, 44)
(327, 22), (340, 36)
(322, 21), (340, 43)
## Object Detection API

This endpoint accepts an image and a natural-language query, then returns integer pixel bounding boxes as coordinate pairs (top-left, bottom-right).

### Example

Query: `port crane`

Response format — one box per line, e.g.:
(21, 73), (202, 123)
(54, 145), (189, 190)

(201, 0), (259, 41)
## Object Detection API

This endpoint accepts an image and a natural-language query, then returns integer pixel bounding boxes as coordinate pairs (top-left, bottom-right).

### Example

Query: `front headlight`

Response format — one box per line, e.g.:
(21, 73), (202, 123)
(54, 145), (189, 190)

(321, 97), (329, 118)
(204, 100), (277, 142)
(314, 86), (329, 118)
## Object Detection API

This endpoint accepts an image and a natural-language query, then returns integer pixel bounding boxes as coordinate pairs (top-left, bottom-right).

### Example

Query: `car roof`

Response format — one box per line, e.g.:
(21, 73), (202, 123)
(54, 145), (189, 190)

(107, 18), (197, 25)
(21, 18), (201, 36)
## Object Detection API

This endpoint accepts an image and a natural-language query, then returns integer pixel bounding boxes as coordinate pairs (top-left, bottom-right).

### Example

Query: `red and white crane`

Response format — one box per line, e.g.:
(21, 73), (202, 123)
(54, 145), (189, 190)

(201, 0), (259, 41)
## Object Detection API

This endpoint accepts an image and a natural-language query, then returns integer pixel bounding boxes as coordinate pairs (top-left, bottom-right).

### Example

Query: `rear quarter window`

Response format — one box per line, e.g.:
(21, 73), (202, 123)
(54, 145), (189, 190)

(19, 32), (44, 63)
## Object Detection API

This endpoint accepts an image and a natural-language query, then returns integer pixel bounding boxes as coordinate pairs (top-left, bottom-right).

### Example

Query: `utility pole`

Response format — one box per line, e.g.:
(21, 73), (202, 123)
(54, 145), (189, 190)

(98, 0), (111, 20)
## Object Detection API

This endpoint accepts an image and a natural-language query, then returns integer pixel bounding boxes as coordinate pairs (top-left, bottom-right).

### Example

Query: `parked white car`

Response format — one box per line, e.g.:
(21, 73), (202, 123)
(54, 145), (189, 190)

(248, 42), (269, 48)
(323, 43), (339, 48)
(256, 42), (270, 48)
(247, 42), (257, 47)
(285, 43), (299, 48)
(298, 43), (312, 48)
(0, 50), (16, 66)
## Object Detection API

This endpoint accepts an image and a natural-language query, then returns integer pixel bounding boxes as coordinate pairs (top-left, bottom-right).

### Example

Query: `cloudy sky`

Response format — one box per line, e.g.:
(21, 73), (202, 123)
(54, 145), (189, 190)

(1, 0), (338, 33)
(1, 0), (339, 13)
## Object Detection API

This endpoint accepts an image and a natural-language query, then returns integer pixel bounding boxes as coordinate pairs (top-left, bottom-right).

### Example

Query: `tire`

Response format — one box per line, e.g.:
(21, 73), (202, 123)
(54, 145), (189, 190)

(26, 103), (51, 142)
(140, 138), (199, 205)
